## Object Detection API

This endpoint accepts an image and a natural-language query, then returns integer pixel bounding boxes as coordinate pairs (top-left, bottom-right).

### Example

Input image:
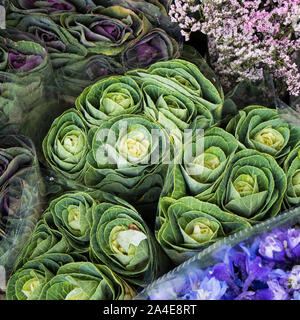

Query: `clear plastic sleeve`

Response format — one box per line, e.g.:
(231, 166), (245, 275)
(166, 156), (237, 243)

(136, 204), (300, 300)
(0, 134), (45, 293)
(0, 28), (57, 136)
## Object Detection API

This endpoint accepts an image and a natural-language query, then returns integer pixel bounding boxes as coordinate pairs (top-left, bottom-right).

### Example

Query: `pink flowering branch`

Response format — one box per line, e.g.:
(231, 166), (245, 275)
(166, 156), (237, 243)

(169, 0), (300, 96)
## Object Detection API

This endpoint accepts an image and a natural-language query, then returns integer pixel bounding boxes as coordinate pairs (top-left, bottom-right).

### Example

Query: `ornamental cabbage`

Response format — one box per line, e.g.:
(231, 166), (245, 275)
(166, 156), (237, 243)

(168, 127), (239, 201)
(89, 201), (169, 286)
(127, 59), (224, 121)
(226, 106), (300, 162)
(215, 149), (287, 223)
(38, 262), (135, 300)
(283, 142), (300, 207)
(76, 75), (143, 127)
(42, 109), (89, 183)
(157, 196), (250, 264)
(84, 114), (169, 204)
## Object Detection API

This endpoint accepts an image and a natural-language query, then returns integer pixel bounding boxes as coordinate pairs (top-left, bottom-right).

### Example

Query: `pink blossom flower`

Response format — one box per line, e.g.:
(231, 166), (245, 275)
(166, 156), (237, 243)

(169, 0), (300, 96)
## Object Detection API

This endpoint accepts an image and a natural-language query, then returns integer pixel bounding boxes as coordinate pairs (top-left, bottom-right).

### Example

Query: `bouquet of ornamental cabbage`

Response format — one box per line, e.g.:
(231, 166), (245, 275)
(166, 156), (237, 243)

(7, 258), (135, 300)
(42, 106), (171, 206)
(8, 2), (181, 98)
(165, 127), (239, 201)
(89, 195), (170, 286)
(214, 149), (287, 223)
(75, 58), (220, 137)
(38, 262), (136, 300)
(156, 196), (250, 265)
(0, 134), (44, 276)
(8, 190), (168, 299)
(75, 75), (143, 127)
(42, 109), (89, 183)
(84, 114), (170, 205)
(154, 103), (297, 264)
(226, 106), (300, 163)
(127, 59), (224, 125)
(0, 35), (53, 129)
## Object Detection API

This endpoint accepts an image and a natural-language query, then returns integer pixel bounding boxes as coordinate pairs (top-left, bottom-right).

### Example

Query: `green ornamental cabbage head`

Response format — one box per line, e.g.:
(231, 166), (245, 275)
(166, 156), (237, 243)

(42, 109), (89, 183)
(13, 213), (71, 271)
(6, 254), (76, 300)
(76, 75), (143, 128)
(38, 262), (135, 300)
(215, 149), (287, 223)
(84, 114), (169, 204)
(89, 201), (167, 286)
(283, 142), (300, 207)
(141, 81), (214, 141)
(47, 191), (96, 252)
(226, 105), (300, 161)
(169, 127), (239, 201)
(157, 196), (250, 265)
(126, 59), (224, 121)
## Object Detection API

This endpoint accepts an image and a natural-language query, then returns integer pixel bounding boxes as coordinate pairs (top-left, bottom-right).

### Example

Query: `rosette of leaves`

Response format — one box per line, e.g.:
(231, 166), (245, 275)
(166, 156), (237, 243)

(89, 201), (167, 286)
(157, 196), (250, 265)
(168, 127), (239, 201)
(283, 142), (300, 207)
(55, 54), (122, 97)
(226, 105), (300, 162)
(6, 254), (77, 300)
(13, 210), (71, 271)
(8, 15), (87, 70)
(76, 75), (143, 128)
(90, 0), (180, 39)
(0, 37), (49, 75)
(59, 6), (147, 56)
(84, 114), (169, 204)
(0, 135), (36, 210)
(122, 28), (180, 69)
(127, 59), (223, 121)
(7, 0), (95, 16)
(46, 191), (96, 252)
(38, 262), (135, 300)
(0, 36), (52, 126)
(215, 149), (287, 223)
(42, 109), (90, 183)
(142, 81), (214, 136)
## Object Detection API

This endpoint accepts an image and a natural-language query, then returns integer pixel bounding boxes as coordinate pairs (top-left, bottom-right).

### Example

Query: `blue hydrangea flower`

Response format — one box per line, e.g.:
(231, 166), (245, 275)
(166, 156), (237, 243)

(267, 279), (289, 300)
(293, 291), (300, 300)
(148, 225), (300, 300)
(235, 289), (273, 300)
(286, 265), (300, 291)
(287, 228), (300, 259)
(258, 232), (286, 262)
(181, 276), (228, 300)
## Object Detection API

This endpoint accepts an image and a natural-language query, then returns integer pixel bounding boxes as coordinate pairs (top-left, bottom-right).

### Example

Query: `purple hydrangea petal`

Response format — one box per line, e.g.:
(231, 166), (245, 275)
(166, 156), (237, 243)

(267, 279), (290, 300)
(287, 228), (300, 258)
(258, 233), (286, 262)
